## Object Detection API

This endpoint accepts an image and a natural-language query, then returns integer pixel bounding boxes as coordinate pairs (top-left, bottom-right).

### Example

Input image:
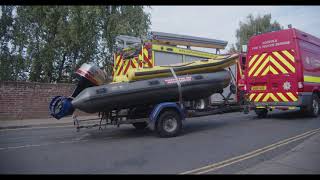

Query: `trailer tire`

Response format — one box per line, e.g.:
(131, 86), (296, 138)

(306, 93), (319, 117)
(255, 108), (268, 118)
(132, 122), (148, 130)
(156, 110), (182, 138)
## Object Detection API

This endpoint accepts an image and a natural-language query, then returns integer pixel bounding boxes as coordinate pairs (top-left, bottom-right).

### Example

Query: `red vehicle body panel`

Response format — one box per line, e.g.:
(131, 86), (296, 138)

(246, 28), (320, 108)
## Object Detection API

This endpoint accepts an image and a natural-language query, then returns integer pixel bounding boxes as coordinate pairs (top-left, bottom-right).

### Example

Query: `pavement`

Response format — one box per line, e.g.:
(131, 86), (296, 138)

(0, 111), (319, 174)
(0, 115), (99, 130)
(238, 132), (320, 174)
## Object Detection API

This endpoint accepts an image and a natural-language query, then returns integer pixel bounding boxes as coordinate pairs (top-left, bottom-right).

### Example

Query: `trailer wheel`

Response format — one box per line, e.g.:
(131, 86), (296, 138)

(156, 110), (182, 138)
(255, 108), (268, 118)
(306, 93), (319, 117)
(132, 122), (148, 130)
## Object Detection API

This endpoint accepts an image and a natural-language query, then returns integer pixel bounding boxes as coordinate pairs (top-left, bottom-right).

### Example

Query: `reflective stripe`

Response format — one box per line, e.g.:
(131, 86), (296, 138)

(277, 93), (289, 102)
(269, 56), (288, 74)
(237, 60), (243, 76)
(287, 92), (298, 101)
(249, 93), (256, 101)
(249, 54), (259, 67)
(116, 60), (124, 75)
(304, 75), (320, 83)
(253, 57), (269, 76)
(262, 93), (270, 102)
(254, 93), (264, 102)
(269, 93), (279, 102)
(269, 66), (279, 75)
(261, 66), (270, 76)
(272, 51), (295, 73)
(143, 48), (148, 57)
(249, 53), (267, 76)
(282, 50), (295, 62)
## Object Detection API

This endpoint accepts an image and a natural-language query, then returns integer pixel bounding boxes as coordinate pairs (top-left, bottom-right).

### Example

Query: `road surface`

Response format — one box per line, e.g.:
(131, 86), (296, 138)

(0, 110), (319, 174)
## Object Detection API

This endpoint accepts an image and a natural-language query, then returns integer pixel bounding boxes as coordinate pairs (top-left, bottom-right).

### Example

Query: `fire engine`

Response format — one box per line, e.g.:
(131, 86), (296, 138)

(112, 31), (247, 113)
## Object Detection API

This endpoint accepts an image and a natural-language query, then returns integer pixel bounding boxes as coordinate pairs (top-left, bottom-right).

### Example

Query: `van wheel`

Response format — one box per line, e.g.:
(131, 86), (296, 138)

(306, 94), (319, 117)
(255, 108), (268, 118)
(156, 110), (182, 138)
(132, 122), (148, 130)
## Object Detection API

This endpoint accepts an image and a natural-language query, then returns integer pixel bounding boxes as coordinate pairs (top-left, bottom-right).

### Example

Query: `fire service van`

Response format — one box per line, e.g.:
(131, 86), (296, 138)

(246, 28), (320, 117)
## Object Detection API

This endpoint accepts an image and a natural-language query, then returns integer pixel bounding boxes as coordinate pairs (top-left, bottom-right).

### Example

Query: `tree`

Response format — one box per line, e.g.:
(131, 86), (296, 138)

(230, 13), (283, 52)
(0, 5), (150, 83)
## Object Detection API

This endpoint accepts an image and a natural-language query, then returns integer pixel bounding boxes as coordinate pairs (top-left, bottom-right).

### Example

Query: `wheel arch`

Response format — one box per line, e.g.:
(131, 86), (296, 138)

(148, 102), (185, 131)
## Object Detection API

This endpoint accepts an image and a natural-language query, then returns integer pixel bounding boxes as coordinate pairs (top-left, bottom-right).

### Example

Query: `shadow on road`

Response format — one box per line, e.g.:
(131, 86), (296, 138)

(84, 126), (155, 140)
(80, 117), (230, 140)
(258, 110), (315, 120)
(72, 110), (315, 140)
(181, 120), (229, 136)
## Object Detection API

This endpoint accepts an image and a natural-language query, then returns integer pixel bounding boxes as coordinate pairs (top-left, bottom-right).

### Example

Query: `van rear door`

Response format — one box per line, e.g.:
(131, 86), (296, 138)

(247, 29), (299, 104)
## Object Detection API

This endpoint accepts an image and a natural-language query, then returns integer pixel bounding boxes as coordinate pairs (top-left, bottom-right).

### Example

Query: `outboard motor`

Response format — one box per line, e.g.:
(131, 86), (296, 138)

(49, 63), (107, 119)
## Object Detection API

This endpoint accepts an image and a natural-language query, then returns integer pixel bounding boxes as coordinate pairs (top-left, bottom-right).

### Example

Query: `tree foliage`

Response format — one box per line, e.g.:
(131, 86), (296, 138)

(229, 13), (283, 53)
(0, 6), (150, 83)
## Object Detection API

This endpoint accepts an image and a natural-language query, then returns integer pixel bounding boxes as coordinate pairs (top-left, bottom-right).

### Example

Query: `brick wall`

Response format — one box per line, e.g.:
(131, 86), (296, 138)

(0, 81), (86, 120)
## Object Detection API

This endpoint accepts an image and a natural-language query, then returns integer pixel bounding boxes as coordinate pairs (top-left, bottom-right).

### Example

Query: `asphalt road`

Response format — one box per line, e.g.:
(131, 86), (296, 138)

(0, 110), (319, 174)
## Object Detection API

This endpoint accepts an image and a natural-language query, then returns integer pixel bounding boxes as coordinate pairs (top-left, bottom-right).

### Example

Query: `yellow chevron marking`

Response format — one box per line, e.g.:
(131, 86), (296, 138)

(277, 93), (289, 102)
(249, 54), (259, 67)
(282, 50), (295, 62)
(115, 59), (123, 75)
(132, 58), (138, 68)
(249, 93), (256, 101)
(115, 55), (121, 65)
(138, 54), (143, 67)
(260, 65), (279, 76)
(269, 66), (279, 75)
(269, 56), (288, 74)
(261, 66), (269, 76)
(122, 60), (129, 75)
(249, 53), (267, 76)
(262, 93), (270, 102)
(253, 57), (269, 77)
(255, 93), (264, 102)
(269, 93), (279, 102)
(143, 48), (148, 56)
(272, 52), (295, 73)
(287, 92), (298, 101)
(237, 60), (243, 76)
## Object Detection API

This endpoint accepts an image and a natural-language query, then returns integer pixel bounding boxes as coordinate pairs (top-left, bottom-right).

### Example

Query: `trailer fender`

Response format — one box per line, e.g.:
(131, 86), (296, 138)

(149, 102), (185, 131)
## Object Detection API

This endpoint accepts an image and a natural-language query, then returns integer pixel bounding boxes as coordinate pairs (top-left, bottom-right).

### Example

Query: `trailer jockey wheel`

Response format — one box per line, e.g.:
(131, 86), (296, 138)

(255, 108), (268, 118)
(156, 110), (182, 138)
(306, 93), (319, 117)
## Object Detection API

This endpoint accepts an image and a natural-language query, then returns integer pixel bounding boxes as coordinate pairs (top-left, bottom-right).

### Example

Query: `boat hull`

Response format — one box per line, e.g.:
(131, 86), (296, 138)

(72, 70), (231, 113)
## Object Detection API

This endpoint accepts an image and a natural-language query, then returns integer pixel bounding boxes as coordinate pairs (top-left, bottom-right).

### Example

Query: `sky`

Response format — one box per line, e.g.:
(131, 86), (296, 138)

(146, 6), (320, 53)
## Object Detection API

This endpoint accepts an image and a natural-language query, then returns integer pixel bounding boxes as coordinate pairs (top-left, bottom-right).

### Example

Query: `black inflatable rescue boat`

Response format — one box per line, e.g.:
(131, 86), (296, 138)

(72, 70), (230, 113)
(49, 63), (231, 119)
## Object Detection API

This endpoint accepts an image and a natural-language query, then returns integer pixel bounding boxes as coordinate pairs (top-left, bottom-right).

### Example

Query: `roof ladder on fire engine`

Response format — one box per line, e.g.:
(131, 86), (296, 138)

(150, 31), (228, 51)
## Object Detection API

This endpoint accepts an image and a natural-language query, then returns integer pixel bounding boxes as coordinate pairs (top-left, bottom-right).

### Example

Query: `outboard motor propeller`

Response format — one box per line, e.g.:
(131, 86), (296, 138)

(49, 96), (75, 120)
(49, 63), (107, 120)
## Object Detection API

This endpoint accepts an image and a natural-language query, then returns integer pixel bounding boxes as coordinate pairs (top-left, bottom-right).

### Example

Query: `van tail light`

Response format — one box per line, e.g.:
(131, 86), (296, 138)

(298, 82), (304, 89)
